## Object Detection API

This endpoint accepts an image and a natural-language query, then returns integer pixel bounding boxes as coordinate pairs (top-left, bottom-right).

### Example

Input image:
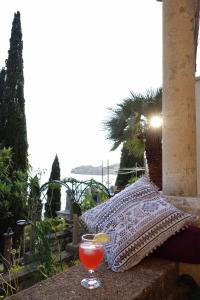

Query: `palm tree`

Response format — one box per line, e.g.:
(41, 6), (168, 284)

(104, 88), (162, 190)
(115, 143), (144, 190)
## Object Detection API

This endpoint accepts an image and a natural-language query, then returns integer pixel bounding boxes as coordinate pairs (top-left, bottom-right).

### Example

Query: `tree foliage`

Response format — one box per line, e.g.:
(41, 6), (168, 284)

(104, 88), (162, 189)
(0, 148), (28, 254)
(1, 11), (28, 172)
(0, 68), (6, 146)
(35, 217), (66, 279)
(45, 155), (61, 218)
(28, 175), (42, 222)
(115, 143), (144, 188)
(104, 88), (162, 152)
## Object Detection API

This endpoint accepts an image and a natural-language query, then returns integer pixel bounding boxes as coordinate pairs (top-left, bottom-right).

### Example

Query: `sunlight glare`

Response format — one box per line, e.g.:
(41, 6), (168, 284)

(150, 116), (162, 128)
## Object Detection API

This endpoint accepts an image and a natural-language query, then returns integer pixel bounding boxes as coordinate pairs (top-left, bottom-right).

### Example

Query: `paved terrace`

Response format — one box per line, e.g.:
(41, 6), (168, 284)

(6, 257), (180, 300)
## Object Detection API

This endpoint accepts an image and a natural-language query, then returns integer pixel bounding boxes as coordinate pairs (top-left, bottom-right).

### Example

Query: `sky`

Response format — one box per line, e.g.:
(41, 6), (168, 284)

(0, 0), (163, 182)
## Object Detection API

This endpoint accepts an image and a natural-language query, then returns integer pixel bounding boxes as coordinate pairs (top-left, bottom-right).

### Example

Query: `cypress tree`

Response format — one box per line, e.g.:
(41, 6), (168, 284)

(3, 11), (28, 171)
(0, 68), (6, 146)
(28, 175), (42, 222)
(28, 175), (42, 253)
(45, 155), (61, 218)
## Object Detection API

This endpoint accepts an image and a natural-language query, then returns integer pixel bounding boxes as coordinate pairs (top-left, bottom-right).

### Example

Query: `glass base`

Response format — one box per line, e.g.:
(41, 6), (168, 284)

(81, 277), (101, 289)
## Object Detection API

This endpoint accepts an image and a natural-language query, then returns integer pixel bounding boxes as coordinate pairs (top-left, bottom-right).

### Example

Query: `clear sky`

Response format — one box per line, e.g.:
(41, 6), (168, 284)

(0, 0), (163, 181)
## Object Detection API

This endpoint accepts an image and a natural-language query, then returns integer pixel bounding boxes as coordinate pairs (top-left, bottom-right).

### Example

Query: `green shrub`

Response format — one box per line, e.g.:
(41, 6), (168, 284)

(34, 217), (67, 278)
(0, 148), (28, 253)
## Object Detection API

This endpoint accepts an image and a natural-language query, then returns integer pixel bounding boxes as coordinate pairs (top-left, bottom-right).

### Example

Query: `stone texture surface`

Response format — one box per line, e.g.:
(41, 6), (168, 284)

(179, 263), (200, 286)
(6, 258), (179, 300)
(196, 78), (200, 196)
(162, 0), (197, 196)
(166, 196), (200, 226)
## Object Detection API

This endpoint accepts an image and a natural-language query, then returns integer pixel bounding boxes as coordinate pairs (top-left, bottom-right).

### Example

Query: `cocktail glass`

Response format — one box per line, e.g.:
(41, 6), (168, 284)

(79, 233), (104, 289)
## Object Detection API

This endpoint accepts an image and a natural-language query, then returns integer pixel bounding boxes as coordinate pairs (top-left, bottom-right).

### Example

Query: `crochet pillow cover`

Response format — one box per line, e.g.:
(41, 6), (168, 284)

(81, 177), (196, 272)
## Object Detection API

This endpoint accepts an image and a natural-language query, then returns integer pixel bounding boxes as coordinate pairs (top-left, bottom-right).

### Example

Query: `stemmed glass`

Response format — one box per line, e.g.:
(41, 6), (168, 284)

(79, 234), (104, 289)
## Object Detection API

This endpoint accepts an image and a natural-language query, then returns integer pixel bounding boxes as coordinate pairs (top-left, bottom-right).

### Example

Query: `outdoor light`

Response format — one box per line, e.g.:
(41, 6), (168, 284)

(16, 219), (29, 226)
(149, 116), (162, 128)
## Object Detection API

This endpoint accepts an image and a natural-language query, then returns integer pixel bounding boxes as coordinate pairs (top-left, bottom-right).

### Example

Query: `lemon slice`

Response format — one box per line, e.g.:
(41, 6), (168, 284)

(93, 232), (110, 244)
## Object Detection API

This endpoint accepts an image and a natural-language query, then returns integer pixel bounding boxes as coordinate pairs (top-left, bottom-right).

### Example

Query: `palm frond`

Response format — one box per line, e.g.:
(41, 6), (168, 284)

(125, 138), (145, 159)
(110, 141), (122, 151)
(103, 87), (162, 151)
(143, 88), (162, 118)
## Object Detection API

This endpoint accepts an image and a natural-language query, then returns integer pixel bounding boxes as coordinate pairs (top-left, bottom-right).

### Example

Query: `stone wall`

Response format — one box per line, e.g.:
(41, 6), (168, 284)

(6, 258), (180, 300)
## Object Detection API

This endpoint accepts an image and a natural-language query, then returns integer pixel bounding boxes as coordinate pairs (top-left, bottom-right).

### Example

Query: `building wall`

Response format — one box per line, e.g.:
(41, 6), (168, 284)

(195, 77), (200, 196)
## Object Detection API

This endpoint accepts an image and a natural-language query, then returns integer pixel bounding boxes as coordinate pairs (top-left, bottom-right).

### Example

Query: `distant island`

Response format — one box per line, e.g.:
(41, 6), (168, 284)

(71, 164), (119, 175)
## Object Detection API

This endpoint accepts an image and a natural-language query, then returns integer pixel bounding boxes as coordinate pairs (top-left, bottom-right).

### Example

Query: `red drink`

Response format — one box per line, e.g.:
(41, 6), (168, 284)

(79, 243), (104, 270)
(79, 234), (105, 289)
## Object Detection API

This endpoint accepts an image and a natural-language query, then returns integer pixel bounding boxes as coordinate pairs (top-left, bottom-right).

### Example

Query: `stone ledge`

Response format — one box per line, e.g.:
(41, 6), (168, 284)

(165, 196), (200, 226)
(179, 262), (200, 286)
(6, 257), (179, 300)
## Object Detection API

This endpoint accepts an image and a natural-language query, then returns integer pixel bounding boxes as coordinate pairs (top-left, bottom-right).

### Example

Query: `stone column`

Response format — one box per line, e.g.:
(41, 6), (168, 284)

(162, 0), (197, 196)
(196, 78), (200, 196)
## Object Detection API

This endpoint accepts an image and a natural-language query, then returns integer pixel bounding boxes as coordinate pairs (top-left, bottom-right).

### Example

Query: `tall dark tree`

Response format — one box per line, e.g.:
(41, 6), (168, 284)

(115, 143), (144, 189)
(0, 68), (6, 146)
(3, 11), (28, 171)
(28, 175), (42, 222)
(45, 155), (61, 218)
(28, 175), (42, 253)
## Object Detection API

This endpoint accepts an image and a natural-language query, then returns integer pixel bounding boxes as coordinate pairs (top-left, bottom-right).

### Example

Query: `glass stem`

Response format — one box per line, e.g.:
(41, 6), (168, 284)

(88, 269), (95, 279)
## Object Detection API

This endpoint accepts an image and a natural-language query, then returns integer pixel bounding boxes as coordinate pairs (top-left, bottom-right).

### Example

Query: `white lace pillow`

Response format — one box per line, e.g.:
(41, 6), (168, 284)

(81, 177), (196, 272)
